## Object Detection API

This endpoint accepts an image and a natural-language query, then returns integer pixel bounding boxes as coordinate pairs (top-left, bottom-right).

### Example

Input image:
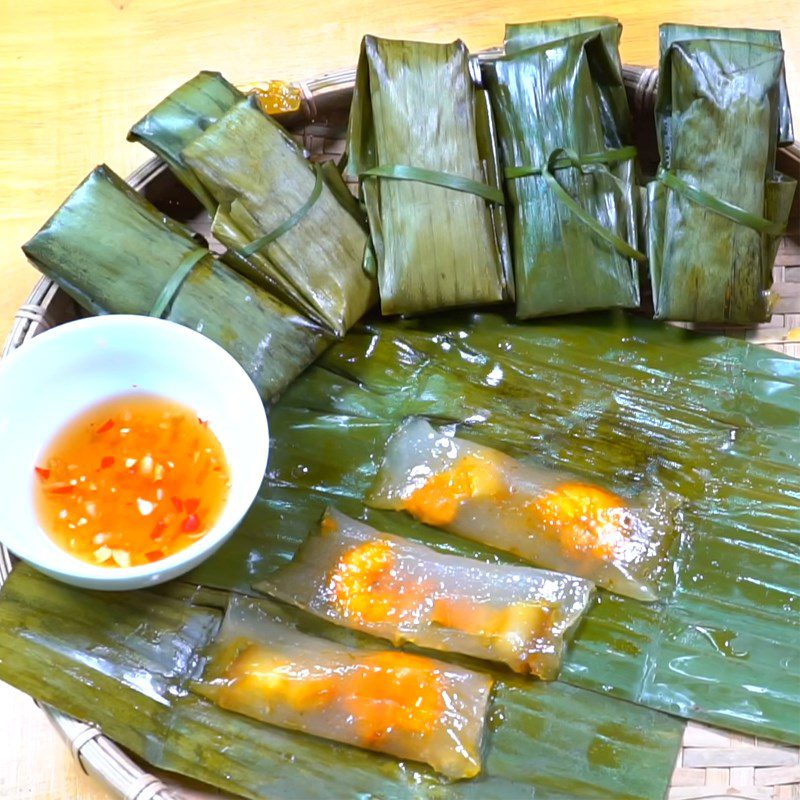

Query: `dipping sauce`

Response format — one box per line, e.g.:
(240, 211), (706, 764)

(33, 393), (230, 567)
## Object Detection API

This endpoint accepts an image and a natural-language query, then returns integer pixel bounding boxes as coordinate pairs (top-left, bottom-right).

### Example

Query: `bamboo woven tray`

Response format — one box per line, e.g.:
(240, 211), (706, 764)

(2, 65), (799, 800)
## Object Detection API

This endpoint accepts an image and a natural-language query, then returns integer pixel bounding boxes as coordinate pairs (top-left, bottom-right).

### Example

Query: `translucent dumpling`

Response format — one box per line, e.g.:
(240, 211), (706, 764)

(368, 417), (679, 601)
(196, 595), (493, 779)
(257, 507), (594, 678)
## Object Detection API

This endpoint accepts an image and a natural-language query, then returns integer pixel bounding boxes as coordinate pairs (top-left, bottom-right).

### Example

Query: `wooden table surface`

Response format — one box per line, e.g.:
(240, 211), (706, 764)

(0, 1), (797, 798)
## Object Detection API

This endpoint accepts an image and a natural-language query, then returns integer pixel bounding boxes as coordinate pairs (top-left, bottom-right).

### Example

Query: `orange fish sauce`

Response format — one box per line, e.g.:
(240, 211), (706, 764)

(33, 393), (230, 568)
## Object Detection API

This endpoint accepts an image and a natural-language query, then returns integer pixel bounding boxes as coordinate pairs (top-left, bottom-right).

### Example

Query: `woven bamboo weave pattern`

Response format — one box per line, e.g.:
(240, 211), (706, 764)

(672, 723), (800, 800)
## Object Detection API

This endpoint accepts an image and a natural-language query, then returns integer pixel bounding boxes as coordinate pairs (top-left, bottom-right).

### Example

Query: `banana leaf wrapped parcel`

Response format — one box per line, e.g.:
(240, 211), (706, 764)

(368, 418), (679, 601)
(344, 36), (513, 315)
(256, 507), (595, 678)
(130, 72), (377, 337)
(195, 594), (494, 779)
(646, 24), (797, 323)
(481, 18), (643, 319)
(658, 24), (794, 147)
(22, 165), (329, 403)
(128, 71), (245, 213)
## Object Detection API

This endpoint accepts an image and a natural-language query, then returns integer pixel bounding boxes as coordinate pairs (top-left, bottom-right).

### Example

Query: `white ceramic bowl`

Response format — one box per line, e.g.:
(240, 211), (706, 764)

(0, 314), (269, 590)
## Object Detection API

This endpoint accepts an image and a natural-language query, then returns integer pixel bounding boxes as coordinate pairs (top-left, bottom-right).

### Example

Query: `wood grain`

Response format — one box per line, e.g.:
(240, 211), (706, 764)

(0, 1), (798, 798)
(0, 683), (103, 799)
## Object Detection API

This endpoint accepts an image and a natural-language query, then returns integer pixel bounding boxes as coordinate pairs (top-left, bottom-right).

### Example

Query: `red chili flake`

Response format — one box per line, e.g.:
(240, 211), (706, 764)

(145, 550), (164, 562)
(47, 483), (74, 494)
(184, 498), (200, 514)
(34, 466), (51, 480)
(181, 514), (200, 533)
(100, 456), (115, 469)
(171, 497), (183, 512)
(97, 419), (114, 434)
(151, 519), (168, 540)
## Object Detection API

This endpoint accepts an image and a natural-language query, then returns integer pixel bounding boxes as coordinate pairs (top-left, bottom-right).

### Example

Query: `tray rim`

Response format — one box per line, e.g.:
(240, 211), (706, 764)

(2, 60), (798, 800)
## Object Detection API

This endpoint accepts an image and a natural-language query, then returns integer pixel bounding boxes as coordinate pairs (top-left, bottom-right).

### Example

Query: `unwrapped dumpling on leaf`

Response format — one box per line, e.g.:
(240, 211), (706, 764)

(196, 595), (493, 779)
(368, 418), (679, 601)
(256, 507), (594, 678)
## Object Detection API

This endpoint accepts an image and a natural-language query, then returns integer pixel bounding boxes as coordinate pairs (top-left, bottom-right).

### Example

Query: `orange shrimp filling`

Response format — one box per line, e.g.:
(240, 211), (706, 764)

(328, 539), (424, 625)
(222, 645), (334, 712)
(528, 482), (629, 560)
(430, 598), (555, 673)
(343, 652), (444, 742)
(222, 647), (445, 742)
(320, 512), (339, 534)
(250, 80), (303, 113)
(431, 598), (551, 638)
(401, 453), (506, 526)
(33, 393), (229, 567)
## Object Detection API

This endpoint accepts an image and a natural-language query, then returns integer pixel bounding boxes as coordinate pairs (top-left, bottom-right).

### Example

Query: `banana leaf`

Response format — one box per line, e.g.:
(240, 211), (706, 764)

(659, 24), (794, 147)
(130, 73), (376, 335)
(481, 19), (642, 319)
(2, 311), (799, 796)
(0, 563), (684, 800)
(21, 165), (330, 403)
(181, 96), (377, 336)
(343, 36), (513, 315)
(128, 71), (245, 213)
(504, 17), (633, 144)
(647, 25), (797, 323)
(184, 311), (799, 744)
(127, 72), (302, 307)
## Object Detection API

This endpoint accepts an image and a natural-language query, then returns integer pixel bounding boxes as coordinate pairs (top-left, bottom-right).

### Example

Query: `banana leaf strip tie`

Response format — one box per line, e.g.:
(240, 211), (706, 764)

(149, 248), (208, 318)
(238, 163), (325, 258)
(505, 146), (646, 262)
(656, 168), (787, 236)
(360, 164), (506, 204)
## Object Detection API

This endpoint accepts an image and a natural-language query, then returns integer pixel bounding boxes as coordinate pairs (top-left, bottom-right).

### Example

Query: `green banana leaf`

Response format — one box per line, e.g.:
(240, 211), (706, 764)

(128, 72), (304, 311)
(3, 308), (799, 797)
(504, 16), (634, 145)
(21, 165), (330, 403)
(130, 73), (376, 335)
(128, 71), (245, 213)
(0, 562), (683, 800)
(659, 24), (794, 147)
(182, 96), (377, 337)
(482, 19), (641, 319)
(344, 36), (513, 315)
(184, 311), (799, 744)
(647, 25), (797, 323)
